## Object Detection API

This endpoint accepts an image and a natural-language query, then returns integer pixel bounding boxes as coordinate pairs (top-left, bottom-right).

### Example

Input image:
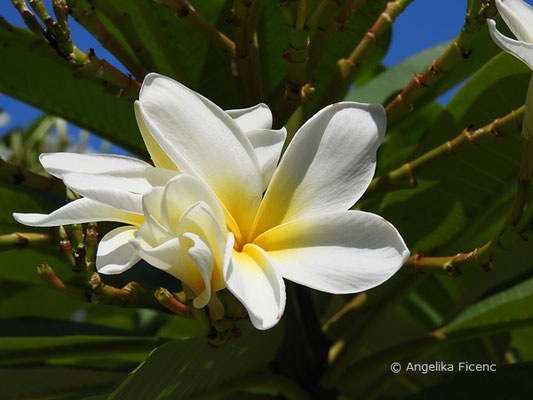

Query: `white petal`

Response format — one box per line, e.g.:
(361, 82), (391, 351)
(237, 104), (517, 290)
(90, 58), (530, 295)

(130, 233), (212, 300)
(141, 187), (171, 242)
(162, 174), (225, 233)
(138, 73), (262, 239)
(251, 102), (386, 237)
(225, 244), (285, 330)
(96, 226), (141, 275)
(13, 198), (144, 227)
(488, 19), (533, 69)
(182, 232), (214, 308)
(254, 211), (410, 294)
(39, 153), (150, 179)
(62, 167), (178, 214)
(245, 128), (287, 191)
(496, 0), (533, 42)
(225, 103), (273, 132)
(134, 101), (178, 170)
(176, 201), (226, 291)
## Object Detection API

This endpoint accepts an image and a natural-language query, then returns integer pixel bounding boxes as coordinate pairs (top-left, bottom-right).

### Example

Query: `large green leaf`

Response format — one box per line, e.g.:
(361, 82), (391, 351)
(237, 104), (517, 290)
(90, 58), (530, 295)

(107, 324), (283, 400)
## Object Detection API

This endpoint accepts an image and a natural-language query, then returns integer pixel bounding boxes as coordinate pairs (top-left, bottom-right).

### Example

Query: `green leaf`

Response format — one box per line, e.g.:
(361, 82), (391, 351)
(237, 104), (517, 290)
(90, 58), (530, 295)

(0, 24), (146, 156)
(107, 324), (283, 400)
(0, 365), (127, 400)
(443, 275), (533, 334)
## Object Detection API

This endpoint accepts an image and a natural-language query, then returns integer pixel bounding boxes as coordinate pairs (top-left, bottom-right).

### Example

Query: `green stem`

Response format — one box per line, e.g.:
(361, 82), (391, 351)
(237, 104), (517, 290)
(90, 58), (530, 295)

(154, 287), (191, 317)
(65, 0), (149, 79)
(403, 241), (493, 276)
(385, 0), (497, 123)
(0, 231), (56, 251)
(159, 0), (235, 57)
(37, 262), (86, 299)
(11, 0), (43, 36)
(364, 106), (524, 199)
(88, 273), (160, 309)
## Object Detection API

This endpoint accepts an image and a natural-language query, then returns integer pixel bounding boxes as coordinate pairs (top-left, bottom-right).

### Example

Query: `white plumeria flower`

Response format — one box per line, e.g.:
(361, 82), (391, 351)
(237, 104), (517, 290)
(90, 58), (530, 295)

(488, 0), (533, 139)
(14, 72), (409, 330)
(13, 98), (284, 309)
(134, 73), (409, 330)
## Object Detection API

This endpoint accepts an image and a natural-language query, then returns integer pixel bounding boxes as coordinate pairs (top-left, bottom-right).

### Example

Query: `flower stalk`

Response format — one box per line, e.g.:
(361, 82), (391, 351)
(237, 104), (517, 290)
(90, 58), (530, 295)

(385, 0), (498, 123)
(37, 262), (85, 298)
(154, 287), (191, 317)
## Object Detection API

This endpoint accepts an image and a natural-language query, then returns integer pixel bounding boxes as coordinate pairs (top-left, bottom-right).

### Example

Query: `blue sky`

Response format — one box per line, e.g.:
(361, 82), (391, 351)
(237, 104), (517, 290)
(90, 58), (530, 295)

(0, 1), (485, 141)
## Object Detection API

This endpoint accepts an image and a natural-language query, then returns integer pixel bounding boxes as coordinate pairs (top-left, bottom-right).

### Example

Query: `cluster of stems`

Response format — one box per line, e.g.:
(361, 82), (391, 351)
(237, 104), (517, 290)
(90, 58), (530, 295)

(1, 216), (246, 344)
(10, 0), (141, 99)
